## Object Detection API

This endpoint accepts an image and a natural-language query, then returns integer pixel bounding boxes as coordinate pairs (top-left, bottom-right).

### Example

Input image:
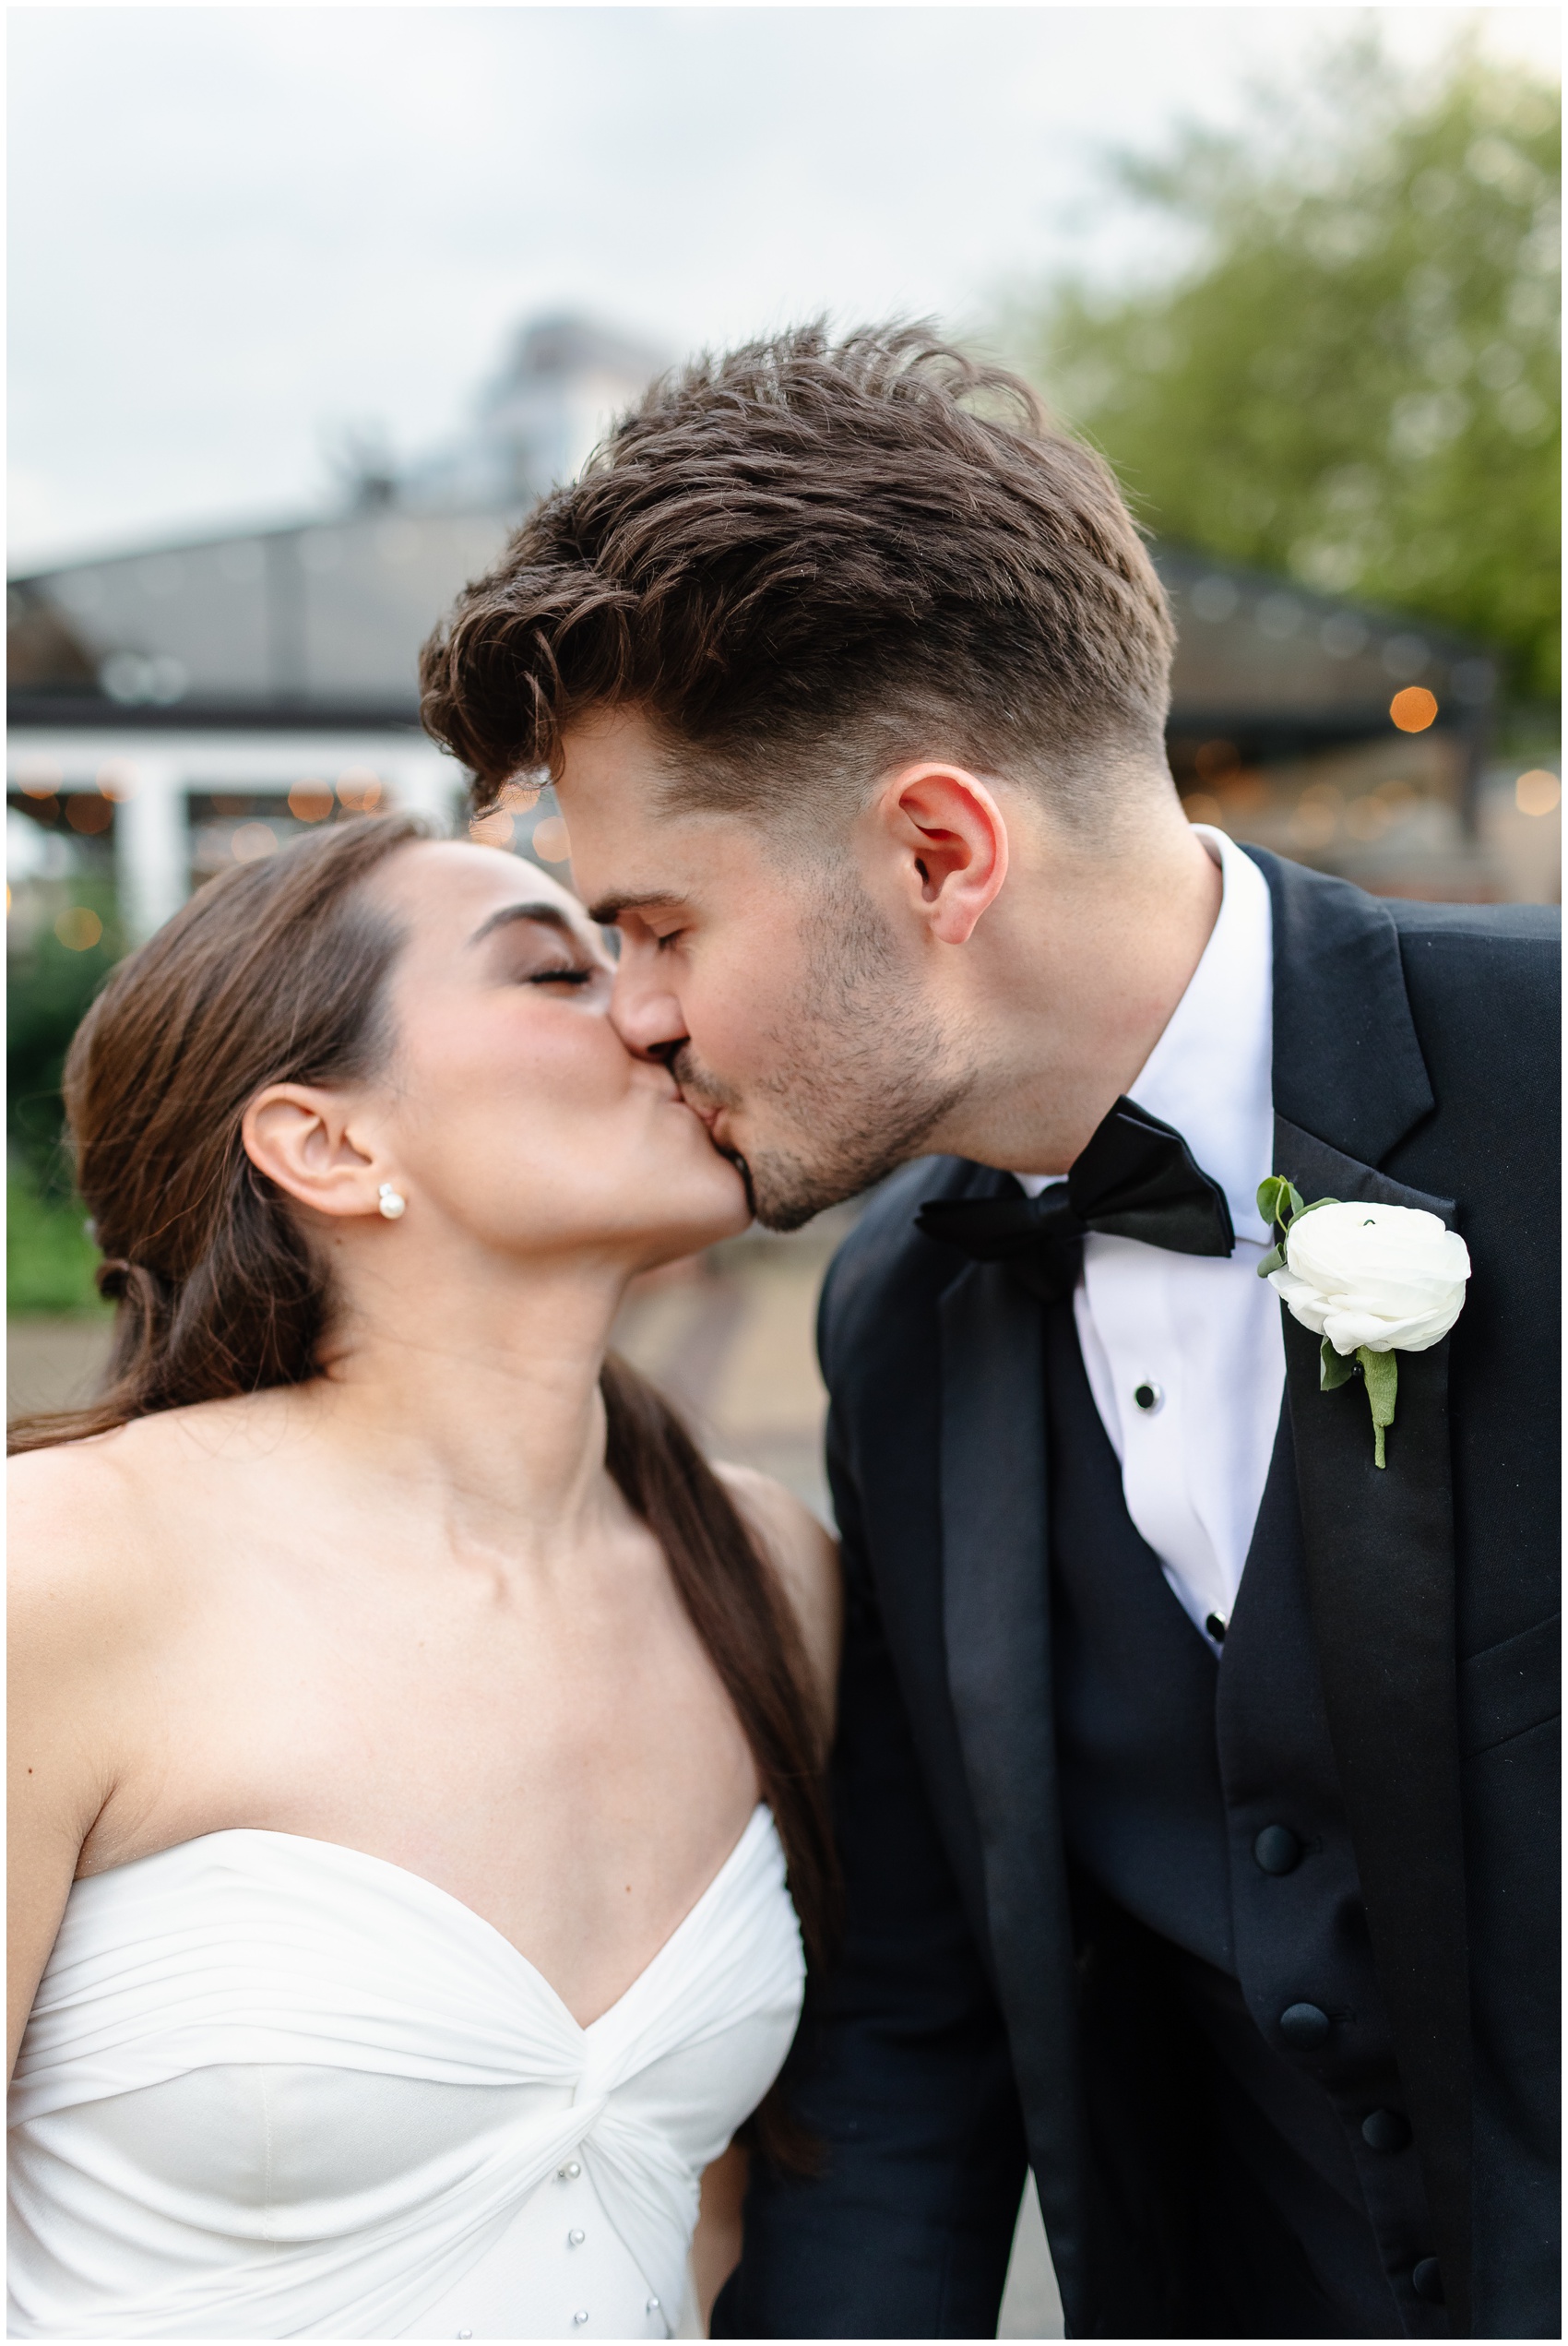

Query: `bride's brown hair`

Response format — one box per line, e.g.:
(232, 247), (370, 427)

(9, 814), (836, 2163)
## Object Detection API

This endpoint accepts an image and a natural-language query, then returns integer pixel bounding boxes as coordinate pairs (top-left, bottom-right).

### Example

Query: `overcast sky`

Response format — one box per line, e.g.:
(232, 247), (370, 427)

(8, 5), (1557, 569)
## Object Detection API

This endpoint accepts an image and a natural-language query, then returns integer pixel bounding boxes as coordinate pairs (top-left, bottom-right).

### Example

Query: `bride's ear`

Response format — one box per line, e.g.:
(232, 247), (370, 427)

(242, 1086), (384, 1221)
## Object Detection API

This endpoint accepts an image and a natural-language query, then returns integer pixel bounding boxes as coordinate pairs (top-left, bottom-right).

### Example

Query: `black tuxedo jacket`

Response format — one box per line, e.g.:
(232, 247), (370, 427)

(715, 851), (1559, 2340)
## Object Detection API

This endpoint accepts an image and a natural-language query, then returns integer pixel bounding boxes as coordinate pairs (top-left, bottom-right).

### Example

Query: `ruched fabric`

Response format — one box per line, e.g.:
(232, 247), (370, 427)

(8, 1809), (803, 2339)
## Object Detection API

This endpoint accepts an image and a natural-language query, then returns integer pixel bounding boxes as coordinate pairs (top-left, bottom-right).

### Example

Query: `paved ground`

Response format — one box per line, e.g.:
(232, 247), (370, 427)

(7, 1312), (113, 1421)
(1000, 2177), (1065, 2339)
(7, 1216), (1064, 2336)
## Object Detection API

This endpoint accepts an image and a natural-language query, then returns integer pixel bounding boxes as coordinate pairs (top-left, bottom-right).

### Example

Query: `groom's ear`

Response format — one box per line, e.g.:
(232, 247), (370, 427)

(873, 763), (1009, 946)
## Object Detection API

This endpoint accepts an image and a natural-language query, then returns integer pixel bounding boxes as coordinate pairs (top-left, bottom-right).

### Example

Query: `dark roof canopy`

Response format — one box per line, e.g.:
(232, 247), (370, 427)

(7, 517), (1494, 756)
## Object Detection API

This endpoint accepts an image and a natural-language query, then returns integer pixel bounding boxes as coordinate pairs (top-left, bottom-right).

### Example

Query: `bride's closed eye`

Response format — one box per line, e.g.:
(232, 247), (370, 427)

(525, 965), (595, 987)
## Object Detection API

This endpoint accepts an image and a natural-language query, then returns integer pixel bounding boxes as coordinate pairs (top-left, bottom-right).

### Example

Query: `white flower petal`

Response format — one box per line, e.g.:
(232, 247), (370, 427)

(1271, 1199), (1470, 1355)
(1267, 1264), (1332, 1337)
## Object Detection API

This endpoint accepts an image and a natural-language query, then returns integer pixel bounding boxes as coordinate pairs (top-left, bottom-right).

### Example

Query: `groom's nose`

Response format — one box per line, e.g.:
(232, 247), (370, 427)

(610, 955), (689, 1064)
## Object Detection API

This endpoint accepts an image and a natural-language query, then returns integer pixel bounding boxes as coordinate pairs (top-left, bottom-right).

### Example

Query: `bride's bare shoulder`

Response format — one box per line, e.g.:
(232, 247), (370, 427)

(8, 1443), (170, 1747)
(8, 1396), (272, 1617)
(11, 1421), (176, 1616)
(715, 1463), (842, 1721)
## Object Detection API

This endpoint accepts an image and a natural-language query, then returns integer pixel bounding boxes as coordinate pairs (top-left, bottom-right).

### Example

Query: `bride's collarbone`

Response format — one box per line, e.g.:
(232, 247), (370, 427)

(30, 1404), (762, 1973)
(75, 1514), (760, 1933)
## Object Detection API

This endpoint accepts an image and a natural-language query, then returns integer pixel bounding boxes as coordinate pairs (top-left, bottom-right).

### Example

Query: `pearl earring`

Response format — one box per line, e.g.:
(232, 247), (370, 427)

(377, 1184), (406, 1221)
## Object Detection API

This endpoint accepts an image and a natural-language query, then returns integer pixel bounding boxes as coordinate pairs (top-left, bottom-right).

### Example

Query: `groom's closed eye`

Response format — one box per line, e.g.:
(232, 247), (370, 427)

(583, 891), (690, 936)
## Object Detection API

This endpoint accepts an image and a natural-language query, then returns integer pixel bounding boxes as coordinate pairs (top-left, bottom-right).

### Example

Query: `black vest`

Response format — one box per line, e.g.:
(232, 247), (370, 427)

(1044, 1298), (1449, 2339)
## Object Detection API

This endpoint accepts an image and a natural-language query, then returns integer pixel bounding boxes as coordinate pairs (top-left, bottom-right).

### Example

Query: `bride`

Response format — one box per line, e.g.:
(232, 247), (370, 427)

(7, 814), (839, 2341)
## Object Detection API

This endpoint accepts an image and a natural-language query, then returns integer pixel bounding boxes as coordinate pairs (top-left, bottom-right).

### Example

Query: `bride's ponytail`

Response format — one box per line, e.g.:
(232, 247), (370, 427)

(600, 1351), (838, 2171)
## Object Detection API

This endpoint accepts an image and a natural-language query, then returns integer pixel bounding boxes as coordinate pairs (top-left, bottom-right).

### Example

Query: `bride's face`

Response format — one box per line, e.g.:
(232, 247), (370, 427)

(364, 840), (749, 1267)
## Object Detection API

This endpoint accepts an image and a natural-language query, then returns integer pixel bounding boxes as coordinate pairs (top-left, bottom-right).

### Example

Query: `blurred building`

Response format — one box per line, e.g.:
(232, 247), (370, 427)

(7, 316), (667, 937)
(7, 314), (1556, 938)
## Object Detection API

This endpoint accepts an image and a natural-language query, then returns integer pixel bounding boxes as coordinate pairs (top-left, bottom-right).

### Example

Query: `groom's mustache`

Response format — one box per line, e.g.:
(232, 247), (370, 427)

(664, 1044), (742, 1126)
(663, 1046), (757, 1210)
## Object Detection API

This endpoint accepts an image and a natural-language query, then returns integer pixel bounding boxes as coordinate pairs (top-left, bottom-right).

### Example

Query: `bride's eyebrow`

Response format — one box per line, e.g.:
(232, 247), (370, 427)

(467, 903), (584, 950)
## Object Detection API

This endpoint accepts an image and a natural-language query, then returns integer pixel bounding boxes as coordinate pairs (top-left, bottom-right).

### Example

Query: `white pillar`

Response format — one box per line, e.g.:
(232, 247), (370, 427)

(114, 761), (187, 942)
(391, 748), (466, 838)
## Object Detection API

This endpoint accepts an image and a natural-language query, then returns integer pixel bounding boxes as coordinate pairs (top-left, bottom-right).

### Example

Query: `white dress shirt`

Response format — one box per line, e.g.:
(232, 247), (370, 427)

(1018, 829), (1282, 1649)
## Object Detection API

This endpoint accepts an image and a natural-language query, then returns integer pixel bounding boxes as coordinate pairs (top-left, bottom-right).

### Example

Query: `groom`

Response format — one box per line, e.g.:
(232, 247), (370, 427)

(422, 324), (1560, 2338)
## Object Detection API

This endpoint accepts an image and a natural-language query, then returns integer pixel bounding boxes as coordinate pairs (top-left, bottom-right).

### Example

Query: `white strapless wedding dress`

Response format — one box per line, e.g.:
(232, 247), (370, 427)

(7, 1807), (803, 2339)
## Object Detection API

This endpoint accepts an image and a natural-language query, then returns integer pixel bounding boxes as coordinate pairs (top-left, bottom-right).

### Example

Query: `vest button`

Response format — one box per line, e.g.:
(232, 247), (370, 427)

(1132, 1380), (1164, 1414)
(1253, 1825), (1301, 1875)
(1362, 2108), (1411, 2152)
(1278, 2001), (1330, 2047)
(1411, 2258), (1444, 2305)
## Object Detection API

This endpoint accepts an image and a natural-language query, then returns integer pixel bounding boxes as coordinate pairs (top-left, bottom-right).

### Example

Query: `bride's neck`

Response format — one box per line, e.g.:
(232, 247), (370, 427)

(302, 1241), (634, 1556)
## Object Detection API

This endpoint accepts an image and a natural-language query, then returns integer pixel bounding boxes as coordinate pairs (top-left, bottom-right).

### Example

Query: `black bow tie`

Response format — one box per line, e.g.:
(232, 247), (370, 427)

(915, 1097), (1235, 1303)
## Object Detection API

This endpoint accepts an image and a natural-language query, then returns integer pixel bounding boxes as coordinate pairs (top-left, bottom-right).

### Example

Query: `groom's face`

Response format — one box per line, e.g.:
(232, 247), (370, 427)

(557, 711), (970, 1230)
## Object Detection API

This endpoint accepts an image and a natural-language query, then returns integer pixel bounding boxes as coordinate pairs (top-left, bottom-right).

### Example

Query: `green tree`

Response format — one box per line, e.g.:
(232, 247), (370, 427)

(1009, 40), (1560, 701)
(7, 877), (121, 1184)
(7, 871), (121, 1313)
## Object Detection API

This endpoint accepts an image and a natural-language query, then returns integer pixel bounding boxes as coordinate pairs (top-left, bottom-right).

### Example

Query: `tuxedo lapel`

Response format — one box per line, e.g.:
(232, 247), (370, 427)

(1254, 848), (1472, 2334)
(936, 1254), (1086, 2317)
(1248, 843), (1433, 1161)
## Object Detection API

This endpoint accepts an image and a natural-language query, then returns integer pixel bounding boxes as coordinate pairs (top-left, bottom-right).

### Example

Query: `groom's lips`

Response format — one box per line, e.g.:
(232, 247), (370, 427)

(691, 1099), (746, 1169)
(668, 1072), (737, 1152)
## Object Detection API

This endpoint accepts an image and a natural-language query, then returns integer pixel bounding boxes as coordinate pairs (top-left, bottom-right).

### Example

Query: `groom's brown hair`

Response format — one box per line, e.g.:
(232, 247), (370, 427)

(420, 319), (1175, 820)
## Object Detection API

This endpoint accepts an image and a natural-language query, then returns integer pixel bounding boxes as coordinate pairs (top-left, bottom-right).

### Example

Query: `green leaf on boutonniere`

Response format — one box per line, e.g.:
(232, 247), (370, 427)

(1256, 1175), (1304, 1231)
(1256, 1179), (1337, 1277)
(1320, 1338), (1357, 1391)
(1356, 1346), (1398, 1469)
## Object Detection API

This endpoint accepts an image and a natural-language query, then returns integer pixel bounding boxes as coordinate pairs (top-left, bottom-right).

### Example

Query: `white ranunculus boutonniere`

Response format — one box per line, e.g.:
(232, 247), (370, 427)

(1256, 1178), (1471, 1468)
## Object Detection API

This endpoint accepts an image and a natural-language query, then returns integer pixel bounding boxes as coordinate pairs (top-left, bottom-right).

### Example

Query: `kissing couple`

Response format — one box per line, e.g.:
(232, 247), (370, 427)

(9, 325), (1557, 2341)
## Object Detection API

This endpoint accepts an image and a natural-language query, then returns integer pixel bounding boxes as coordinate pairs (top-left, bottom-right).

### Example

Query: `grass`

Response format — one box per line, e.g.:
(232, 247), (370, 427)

(7, 1173), (111, 1317)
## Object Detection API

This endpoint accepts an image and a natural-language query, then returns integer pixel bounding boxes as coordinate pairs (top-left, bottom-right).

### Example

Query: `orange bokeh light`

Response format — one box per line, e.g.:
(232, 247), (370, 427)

(289, 780), (334, 822)
(1515, 768), (1562, 817)
(337, 769), (383, 812)
(65, 793), (114, 836)
(54, 907), (103, 952)
(1389, 686), (1438, 733)
(469, 808), (515, 849)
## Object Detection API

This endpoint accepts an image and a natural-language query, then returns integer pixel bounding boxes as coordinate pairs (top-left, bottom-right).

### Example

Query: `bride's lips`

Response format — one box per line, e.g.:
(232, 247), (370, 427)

(680, 1095), (723, 1139)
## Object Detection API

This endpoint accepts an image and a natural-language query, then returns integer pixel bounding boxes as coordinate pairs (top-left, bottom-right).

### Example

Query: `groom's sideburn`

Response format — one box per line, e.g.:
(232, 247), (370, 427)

(714, 848), (1558, 2341)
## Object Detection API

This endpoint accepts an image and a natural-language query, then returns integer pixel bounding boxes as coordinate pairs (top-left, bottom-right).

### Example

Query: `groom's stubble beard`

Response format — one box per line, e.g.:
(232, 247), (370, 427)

(672, 868), (976, 1233)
